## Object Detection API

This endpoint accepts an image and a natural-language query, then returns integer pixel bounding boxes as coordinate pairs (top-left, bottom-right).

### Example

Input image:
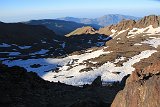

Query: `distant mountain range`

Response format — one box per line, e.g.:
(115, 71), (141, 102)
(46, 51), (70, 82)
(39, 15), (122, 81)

(25, 14), (140, 36)
(25, 20), (101, 36)
(57, 14), (141, 26)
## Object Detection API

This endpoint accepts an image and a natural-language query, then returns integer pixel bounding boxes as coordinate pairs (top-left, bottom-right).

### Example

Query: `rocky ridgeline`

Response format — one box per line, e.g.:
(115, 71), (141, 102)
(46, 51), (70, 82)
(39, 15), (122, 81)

(98, 15), (160, 35)
(66, 15), (160, 37)
(135, 15), (160, 28)
(111, 62), (160, 107)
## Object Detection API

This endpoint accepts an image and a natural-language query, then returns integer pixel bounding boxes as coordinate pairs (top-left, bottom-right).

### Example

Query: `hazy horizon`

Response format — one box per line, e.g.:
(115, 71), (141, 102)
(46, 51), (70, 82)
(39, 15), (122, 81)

(1, 0), (160, 22)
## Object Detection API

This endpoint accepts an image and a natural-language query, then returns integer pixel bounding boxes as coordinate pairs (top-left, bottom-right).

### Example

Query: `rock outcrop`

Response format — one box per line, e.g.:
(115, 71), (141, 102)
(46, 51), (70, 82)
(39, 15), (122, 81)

(65, 26), (96, 37)
(113, 20), (136, 31)
(91, 76), (102, 87)
(65, 15), (160, 38)
(111, 62), (160, 107)
(135, 15), (160, 28)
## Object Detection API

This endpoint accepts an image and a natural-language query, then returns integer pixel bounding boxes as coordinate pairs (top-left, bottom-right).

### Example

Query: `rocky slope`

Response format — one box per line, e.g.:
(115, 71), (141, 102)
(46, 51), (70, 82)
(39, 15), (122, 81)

(34, 15), (160, 86)
(98, 15), (160, 35)
(111, 62), (160, 107)
(0, 64), (122, 107)
(65, 26), (96, 37)
(0, 22), (59, 44)
(57, 14), (140, 26)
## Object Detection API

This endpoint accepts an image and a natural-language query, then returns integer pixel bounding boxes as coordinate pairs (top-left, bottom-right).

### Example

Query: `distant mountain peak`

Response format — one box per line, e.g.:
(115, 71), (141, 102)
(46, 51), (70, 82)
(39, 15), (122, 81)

(57, 14), (141, 27)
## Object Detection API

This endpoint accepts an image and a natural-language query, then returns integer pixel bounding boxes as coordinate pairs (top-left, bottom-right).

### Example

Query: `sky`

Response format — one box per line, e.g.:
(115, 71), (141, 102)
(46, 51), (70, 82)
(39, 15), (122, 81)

(0, 0), (160, 22)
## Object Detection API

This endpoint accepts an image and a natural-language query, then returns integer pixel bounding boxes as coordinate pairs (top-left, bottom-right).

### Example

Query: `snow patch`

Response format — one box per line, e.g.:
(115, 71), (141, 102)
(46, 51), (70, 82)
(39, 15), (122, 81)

(2, 58), (58, 76)
(61, 42), (66, 48)
(30, 49), (49, 55)
(0, 52), (21, 56)
(114, 57), (126, 63)
(141, 38), (160, 48)
(134, 43), (142, 46)
(0, 43), (11, 47)
(19, 46), (31, 49)
(128, 25), (160, 38)
(111, 29), (117, 33)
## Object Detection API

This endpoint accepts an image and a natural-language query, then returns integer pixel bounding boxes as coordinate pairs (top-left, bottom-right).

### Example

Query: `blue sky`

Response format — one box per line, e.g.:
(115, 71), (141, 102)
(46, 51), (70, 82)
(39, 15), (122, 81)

(0, 0), (160, 22)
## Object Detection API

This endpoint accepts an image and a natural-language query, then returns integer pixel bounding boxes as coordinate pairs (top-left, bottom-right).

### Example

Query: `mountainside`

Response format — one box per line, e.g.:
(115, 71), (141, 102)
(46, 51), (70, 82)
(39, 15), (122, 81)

(57, 14), (140, 26)
(42, 15), (160, 85)
(25, 19), (101, 36)
(0, 22), (68, 59)
(98, 15), (160, 35)
(0, 64), (122, 107)
(0, 15), (160, 107)
(111, 62), (160, 107)
(0, 22), (110, 76)
(0, 22), (58, 44)
(1, 15), (159, 86)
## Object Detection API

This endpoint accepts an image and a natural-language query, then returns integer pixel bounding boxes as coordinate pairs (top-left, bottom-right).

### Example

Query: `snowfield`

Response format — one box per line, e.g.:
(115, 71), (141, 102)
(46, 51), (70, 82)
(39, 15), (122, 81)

(2, 48), (110, 77)
(0, 43), (11, 47)
(1, 24), (160, 86)
(141, 38), (160, 48)
(42, 50), (157, 86)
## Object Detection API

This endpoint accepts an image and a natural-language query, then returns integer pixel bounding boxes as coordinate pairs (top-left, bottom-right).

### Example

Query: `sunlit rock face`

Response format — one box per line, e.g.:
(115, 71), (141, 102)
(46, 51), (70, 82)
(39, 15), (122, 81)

(111, 62), (160, 107)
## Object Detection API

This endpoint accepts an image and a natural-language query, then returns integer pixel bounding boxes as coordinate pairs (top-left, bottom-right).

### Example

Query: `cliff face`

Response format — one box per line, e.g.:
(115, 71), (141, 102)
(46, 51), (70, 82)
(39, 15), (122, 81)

(111, 62), (160, 107)
(135, 15), (160, 28)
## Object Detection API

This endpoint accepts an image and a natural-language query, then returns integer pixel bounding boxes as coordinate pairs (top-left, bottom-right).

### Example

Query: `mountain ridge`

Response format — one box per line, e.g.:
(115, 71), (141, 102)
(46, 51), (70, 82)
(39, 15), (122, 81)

(65, 15), (160, 37)
(24, 19), (101, 36)
(57, 14), (141, 26)
(0, 14), (160, 107)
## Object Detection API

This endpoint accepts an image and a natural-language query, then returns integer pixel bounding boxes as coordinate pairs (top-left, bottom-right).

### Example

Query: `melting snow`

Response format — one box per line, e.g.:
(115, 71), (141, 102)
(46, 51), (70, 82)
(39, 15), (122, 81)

(2, 48), (110, 78)
(2, 58), (58, 76)
(141, 38), (160, 48)
(19, 46), (31, 49)
(0, 52), (21, 56)
(42, 50), (156, 86)
(61, 42), (66, 48)
(114, 57), (126, 63)
(111, 29), (128, 39)
(96, 42), (105, 46)
(134, 43), (142, 46)
(30, 49), (49, 55)
(111, 29), (117, 33)
(0, 43), (11, 47)
(128, 25), (160, 38)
